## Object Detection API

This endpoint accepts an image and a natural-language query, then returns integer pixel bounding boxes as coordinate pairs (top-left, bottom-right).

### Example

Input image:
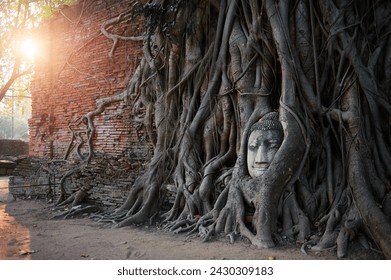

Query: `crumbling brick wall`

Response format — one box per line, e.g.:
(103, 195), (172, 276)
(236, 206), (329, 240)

(16, 0), (156, 207)
(0, 139), (29, 175)
(29, 0), (146, 160)
(0, 139), (29, 157)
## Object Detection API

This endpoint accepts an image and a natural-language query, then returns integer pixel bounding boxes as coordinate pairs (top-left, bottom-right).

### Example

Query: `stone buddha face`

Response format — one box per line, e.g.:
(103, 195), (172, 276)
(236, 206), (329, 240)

(247, 112), (283, 178)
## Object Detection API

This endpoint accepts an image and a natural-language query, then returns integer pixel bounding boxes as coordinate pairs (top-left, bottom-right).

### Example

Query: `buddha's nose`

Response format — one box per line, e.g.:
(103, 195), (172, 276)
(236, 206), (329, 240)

(255, 145), (268, 164)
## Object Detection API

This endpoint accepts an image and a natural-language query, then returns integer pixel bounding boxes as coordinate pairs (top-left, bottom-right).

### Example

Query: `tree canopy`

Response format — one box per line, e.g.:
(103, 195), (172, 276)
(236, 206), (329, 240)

(0, 0), (76, 104)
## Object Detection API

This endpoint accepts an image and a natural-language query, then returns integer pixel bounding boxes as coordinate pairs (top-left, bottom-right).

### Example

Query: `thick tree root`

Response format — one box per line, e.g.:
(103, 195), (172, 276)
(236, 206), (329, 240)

(280, 191), (311, 244)
(311, 209), (341, 251)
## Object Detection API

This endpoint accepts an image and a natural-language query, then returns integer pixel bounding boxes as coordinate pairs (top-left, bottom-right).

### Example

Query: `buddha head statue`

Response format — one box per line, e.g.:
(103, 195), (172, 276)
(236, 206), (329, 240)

(247, 112), (284, 178)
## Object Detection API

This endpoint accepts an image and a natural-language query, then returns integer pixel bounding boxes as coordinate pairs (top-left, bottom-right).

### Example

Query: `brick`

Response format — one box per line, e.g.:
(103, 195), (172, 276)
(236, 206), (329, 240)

(15, 0), (157, 208)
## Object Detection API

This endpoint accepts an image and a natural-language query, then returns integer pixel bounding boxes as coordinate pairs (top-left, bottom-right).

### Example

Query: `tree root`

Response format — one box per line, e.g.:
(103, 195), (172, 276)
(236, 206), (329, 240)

(336, 205), (363, 258)
(280, 191), (311, 244)
(90, 209), (129, 224)
(52, 204), (101, 219)
(311, 209), (341, 251)
(56, 189), (89, 208)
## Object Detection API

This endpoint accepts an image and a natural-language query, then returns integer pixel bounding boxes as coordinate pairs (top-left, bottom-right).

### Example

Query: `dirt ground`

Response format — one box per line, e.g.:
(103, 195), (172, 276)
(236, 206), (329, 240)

(0, 176), (384, 260)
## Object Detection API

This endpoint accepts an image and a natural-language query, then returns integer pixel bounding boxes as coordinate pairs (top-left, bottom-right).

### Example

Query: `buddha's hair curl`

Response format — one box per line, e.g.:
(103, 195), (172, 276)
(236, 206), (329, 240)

(249, 111), (283, 134)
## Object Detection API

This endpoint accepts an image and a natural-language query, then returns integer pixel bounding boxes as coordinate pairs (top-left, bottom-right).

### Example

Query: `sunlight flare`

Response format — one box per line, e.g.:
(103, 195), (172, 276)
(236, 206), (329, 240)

(19, 37), (39, 60)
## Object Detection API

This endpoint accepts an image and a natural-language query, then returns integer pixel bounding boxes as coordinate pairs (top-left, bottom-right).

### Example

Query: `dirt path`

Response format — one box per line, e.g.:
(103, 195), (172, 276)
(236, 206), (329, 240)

(0, 177), (31, 259)
(0, 176), (383, 260)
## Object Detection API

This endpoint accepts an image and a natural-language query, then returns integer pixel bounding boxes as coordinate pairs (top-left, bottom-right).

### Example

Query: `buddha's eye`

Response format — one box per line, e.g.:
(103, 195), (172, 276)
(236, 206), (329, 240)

(248, 141), (258, 151)
(267, 141), (281, 149)
(248, 144), (257, 151)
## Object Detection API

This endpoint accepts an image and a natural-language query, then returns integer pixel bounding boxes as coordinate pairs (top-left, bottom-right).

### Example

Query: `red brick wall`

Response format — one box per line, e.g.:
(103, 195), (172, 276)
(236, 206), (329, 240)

(29, 0), (146, 160)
